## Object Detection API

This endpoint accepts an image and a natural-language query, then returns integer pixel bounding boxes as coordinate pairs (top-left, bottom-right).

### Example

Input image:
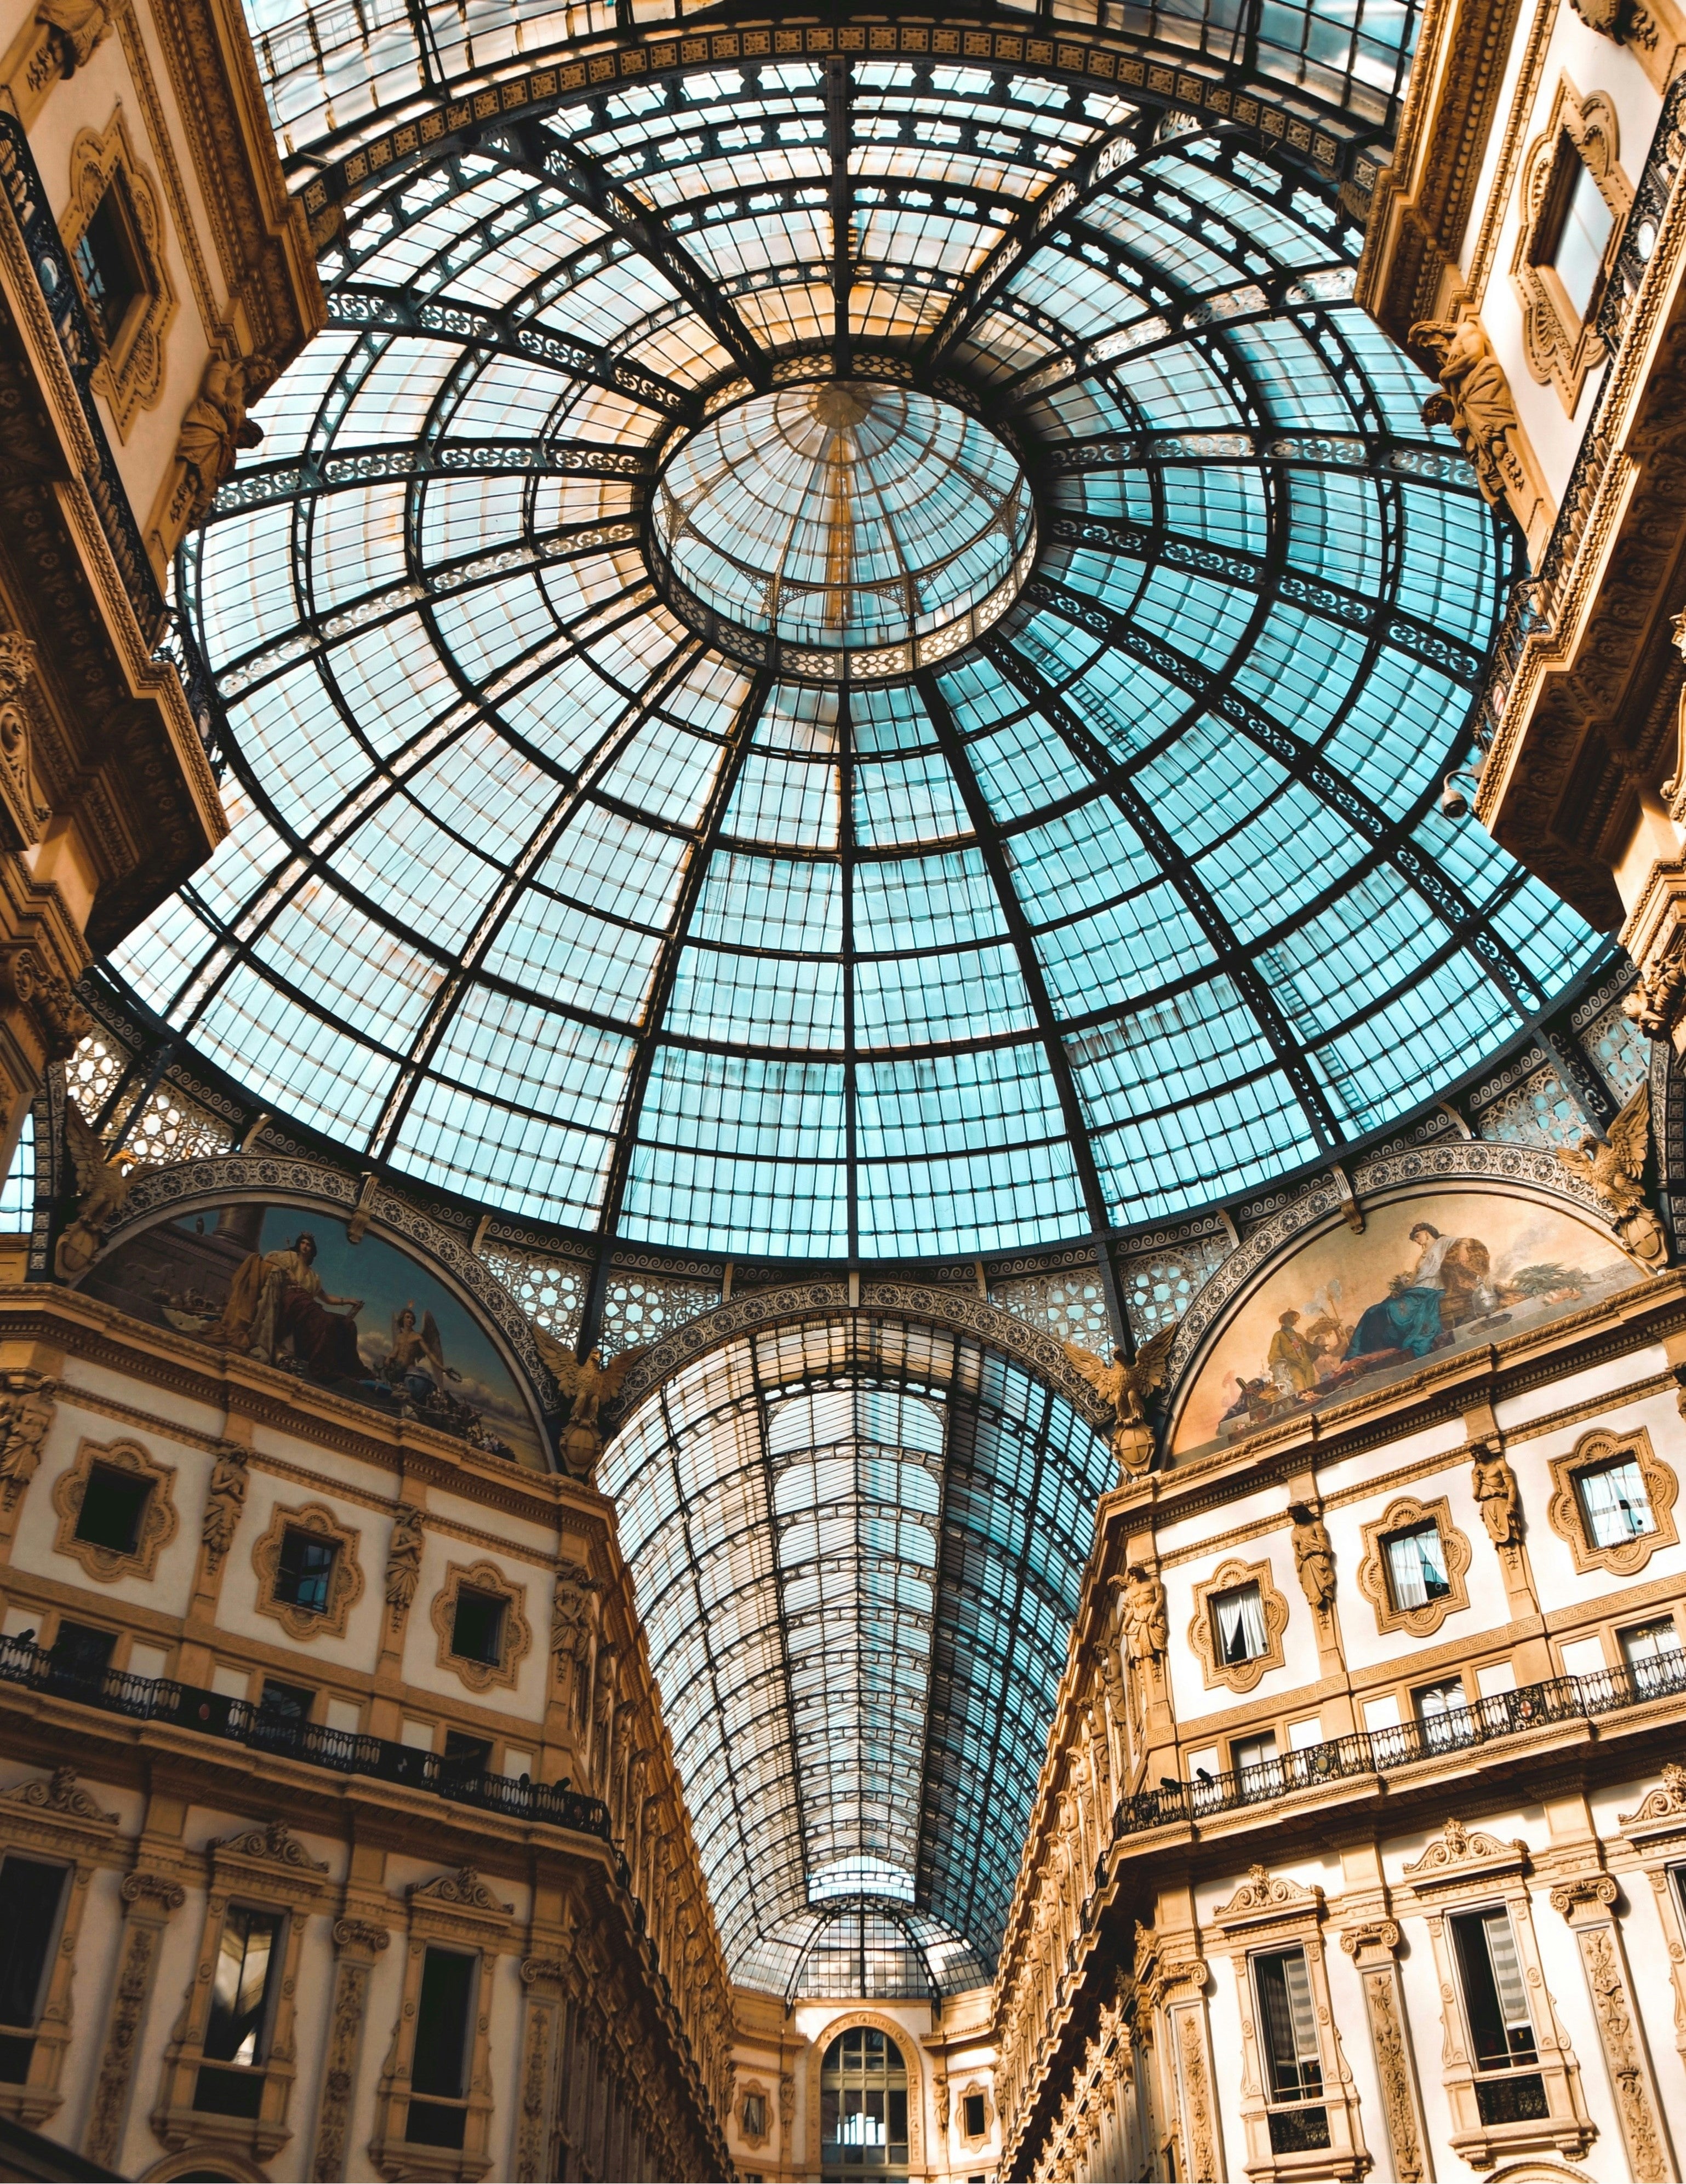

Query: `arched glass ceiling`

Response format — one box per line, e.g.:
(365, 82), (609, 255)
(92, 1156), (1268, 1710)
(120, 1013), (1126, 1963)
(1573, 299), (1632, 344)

(110, 50), (1604, 1263)
(598, 1316), (1112, 1991)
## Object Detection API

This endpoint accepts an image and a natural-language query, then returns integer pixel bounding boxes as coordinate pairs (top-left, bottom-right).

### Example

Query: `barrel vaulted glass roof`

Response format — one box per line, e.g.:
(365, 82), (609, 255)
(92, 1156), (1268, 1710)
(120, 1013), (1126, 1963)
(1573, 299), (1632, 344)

(108, 30), (1605, 1266)
(598, 1315), (1113, 1992)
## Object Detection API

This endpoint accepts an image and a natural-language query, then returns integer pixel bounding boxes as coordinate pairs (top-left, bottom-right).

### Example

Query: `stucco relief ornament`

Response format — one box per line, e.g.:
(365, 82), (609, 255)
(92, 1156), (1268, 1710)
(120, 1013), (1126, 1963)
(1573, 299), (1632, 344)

(533, 1328), (646, 1477)
(1471, 1441), (1522, 1549)
(1556, 1082), (1668, 1267)
(1289, 1502), (1336, 1613)
(1409, 315), (1530, 510)
(0, 1372), (55, 1507)
(200, 1441), (248, 1567)
(1064, 1326), (1175, 1480)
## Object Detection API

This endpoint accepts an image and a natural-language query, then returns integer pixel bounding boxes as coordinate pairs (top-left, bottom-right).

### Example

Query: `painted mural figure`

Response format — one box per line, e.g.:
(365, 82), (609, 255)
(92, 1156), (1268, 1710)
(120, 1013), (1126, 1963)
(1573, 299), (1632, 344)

(215, 1231), (365, 1374)
(1344, 1223), (1496, 1363)
(382, 1304), (459, 1402)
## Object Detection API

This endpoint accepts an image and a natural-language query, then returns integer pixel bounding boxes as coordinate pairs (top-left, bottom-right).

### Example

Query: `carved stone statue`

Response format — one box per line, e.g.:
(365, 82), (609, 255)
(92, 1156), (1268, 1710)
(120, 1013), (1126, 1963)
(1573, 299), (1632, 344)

(551, 1560), (599, 1719)
(36, 0), (119, 73)
(384, 1503), (425, 1619)
(1471, 1442), (1522, 1547)
(1289, 1503), (1336, 1612)
(1116, 1564), (1168, 1665)
(1556, 1082), (1668, 1268)
(531, 1330), (647, 1478)
(1409, 315), (1527, 509)
(1064, 1326), (1176, 1479)
(172, 357), (266, 536)
(55, 1100), (135, 1282)
(201, 1441), (248, 1566)
(0, 1374), (55, 1507)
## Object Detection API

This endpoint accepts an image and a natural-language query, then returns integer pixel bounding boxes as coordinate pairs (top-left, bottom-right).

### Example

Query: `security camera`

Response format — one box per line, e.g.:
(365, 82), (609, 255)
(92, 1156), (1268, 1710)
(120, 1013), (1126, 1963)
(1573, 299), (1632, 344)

(1439, 771), (1472, 819)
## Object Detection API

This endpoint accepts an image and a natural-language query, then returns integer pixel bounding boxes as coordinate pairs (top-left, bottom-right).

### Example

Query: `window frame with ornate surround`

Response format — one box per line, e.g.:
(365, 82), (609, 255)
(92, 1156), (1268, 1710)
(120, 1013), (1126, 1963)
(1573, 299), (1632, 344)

(1188, 1557), (1291, 1695)
(148, 1820), (328, 2167)
(0, 1769), (118, 2130)
(737, 2077), (771, 2149)
(1619, 1765), (1686, 2083)
(1356, 1495), (1471, 1638)
(58, 113), (175, 436)
(1546, 1424), (1678, 1578)
(1511, 81), (1632, 412)
(251, 1500), (363, 1642)
(369, 1866), (516, 2183)
(50, 1435), (178, 1585)
(807, 2010), (924, 2176)
(1402, 1821), (1593, 2168)
(956, 2076), (993, 2146)
(1208, 1867), (1369, 2180)
(429, 1558), (533, 1694)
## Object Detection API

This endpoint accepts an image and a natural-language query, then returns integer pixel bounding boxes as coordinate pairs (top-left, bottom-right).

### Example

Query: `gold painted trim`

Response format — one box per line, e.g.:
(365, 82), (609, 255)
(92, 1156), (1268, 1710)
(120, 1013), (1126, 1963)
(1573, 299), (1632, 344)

(1355, 1493), (1472, 1637)
(429, 1556), (533, 1694)
(1546, 1422), (1679, 1577)
(49, 1433), (178, 1584)
(250, 1497), (364, 1641)
(1187, 1555), (1291, 1694)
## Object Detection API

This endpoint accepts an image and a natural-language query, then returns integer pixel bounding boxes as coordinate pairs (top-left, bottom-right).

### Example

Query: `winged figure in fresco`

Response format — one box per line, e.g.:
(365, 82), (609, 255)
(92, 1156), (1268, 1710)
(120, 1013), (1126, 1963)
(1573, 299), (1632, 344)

(531, 1328), (649, 1477)
(1064, 1326), (1178, 1478)
(1556, 1082), (1668, 1268)
(386, 1303), (460, 1402)
(54, 1103), (137, 1281)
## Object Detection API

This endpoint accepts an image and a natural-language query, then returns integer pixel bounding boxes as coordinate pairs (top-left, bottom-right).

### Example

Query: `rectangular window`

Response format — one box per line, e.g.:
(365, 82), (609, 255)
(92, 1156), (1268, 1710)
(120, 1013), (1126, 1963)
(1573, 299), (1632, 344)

(450, 1589), (505, 1666)
(1621, 1618), (1684, 1695)
(1383, 1523), (1450, 1610)
(1451, 1907), (1538, 2070)
(204, 1905), (283, 2066)
(1415, 1679), (1472, 1751)
(75, 1464), (151, 1554)
(1576, 1457), (1656, 1547)
(256, 1679), (313, 1729)
(441, 1730), (493, 1780)
(0, 1855), (67, 2082)
(1211, 1582), (1268, 1665)
(72, 174), (148, 351)
(49, 1621), (115, 1684)
(408, 1946), (475, 2150)
(1252, 1947), (1323, 2101)
(1542, 144), (1615, 321)
(274, 1528), (338, 1614)
(962, 2091), (986, 2137)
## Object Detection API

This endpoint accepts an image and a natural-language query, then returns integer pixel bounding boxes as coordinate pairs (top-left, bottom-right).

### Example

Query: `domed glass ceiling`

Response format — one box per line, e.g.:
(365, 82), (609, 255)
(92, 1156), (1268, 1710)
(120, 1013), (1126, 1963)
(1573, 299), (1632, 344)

(110, 30), (1604, 1264)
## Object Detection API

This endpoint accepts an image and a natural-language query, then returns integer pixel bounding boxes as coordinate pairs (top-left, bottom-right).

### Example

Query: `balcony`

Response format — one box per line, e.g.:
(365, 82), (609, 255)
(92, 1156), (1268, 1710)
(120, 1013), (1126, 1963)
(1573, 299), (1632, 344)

(0, 1630), (615, 1853)
(1113, 1650), (1686, 1839)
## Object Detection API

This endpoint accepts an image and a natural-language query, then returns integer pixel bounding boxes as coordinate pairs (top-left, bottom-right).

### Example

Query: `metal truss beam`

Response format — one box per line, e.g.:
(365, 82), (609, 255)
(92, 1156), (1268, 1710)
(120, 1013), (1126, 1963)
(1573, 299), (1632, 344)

(1022, 576), (1547, 1019)
(922, 112), (1149, 368)
(213, 437), (652, 518)
(826, 55), (853, 364)
(494, 120), (769, 383)
(324, 283), (694, 419)
(1037, 424), (1478, 495)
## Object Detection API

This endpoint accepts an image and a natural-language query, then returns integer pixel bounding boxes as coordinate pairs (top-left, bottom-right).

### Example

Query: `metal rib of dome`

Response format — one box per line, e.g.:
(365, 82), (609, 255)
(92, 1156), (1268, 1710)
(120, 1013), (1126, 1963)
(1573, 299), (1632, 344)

(109, 31), (1605, 1264)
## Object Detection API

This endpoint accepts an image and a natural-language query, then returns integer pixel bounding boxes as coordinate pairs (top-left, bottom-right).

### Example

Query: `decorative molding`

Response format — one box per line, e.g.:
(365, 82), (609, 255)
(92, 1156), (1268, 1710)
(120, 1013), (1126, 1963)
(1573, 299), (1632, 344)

(1211, 1863), (1324, 1928)
(49, 1433), (178, 1583)
(59, 110), (177, 435)
(1620, 1759), (1686, 1833)
(1403, 1816), (1529, 1887)
(1186, 1555), (1290, 1694)
(1511, 81), (1630, 411)
(1546, 1423), (1678, 1577)
(209, 1816), (328, 1873)
(407, 1866), (514, 1917)
(250, 1497), (364, 1641)
(428, 1557), (532, 1694)
(1355, 1493), (1472, 1638)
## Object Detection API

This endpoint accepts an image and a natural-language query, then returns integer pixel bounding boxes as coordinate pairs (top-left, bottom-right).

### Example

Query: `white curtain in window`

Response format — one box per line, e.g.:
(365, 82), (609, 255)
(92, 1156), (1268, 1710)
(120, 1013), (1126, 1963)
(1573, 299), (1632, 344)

(1386, 1526), (1447, 1608)
(1282, 1949), (1319, 2067)
(1215, 1584), (1267, 1663)
(1481, 1909), (1531, 2038)
(1577, 1459), (1654, 1547)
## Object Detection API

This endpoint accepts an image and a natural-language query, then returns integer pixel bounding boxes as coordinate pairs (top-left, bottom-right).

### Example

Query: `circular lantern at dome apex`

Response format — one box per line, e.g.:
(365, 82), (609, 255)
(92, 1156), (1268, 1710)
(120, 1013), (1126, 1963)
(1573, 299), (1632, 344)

(647, 371), (1036, 684)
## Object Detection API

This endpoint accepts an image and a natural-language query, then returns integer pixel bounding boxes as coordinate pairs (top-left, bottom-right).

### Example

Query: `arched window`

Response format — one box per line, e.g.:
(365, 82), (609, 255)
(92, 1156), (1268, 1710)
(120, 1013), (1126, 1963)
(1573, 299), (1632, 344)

(820, 2027), (909, 2178)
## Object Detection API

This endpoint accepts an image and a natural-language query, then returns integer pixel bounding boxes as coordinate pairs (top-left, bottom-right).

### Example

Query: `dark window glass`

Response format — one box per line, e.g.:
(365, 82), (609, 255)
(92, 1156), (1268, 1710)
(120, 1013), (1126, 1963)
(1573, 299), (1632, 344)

(411, 1948), (475, 2100)
(203, 1905), (283, 2066)
(274, 1529), (337, 1613)
(1253, 1947), (1323, 2101)
(450, 1589), (505, 1666)
(257, 1679), (313, 1727)
(73, 176), (147, 349)
(1452, 1908), (1538, 2070)
(75, 1464), (150, 1554)
(0, 1857), (66, 2028)
(962, 2091), (985, 2136)
(441, 1730), (492, 1780)
(49, 1621), (115, 1683)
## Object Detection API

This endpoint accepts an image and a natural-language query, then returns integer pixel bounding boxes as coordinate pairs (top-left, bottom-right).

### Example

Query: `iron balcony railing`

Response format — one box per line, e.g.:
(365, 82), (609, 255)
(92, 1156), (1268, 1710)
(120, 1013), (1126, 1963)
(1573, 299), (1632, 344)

(0, 1629), (620, 1860)
(1112, 1649), (1686, 1839)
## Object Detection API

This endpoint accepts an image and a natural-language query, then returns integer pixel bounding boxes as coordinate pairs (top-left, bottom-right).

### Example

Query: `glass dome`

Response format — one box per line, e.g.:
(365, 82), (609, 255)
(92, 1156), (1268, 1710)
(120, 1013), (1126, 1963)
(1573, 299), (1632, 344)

(650, 376), (1036, 675)
(108, 40), (1605, 1263)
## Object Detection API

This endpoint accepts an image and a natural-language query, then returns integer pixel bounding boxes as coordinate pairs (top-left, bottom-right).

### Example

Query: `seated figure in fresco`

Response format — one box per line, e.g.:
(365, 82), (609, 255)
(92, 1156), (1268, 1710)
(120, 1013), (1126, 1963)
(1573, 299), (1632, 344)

(1345, 1223), (1493, 1363)
(214, 1231), (365, 1378)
